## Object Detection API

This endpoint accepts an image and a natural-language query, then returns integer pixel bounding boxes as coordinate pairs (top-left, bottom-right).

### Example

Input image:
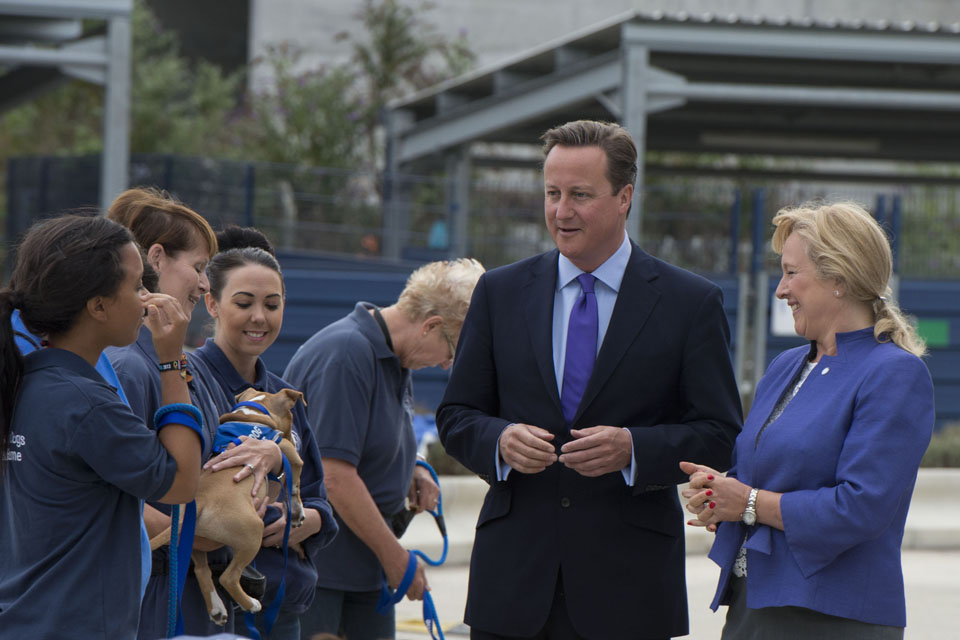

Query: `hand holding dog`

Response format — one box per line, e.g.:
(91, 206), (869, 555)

(262, 501), (321, 548)
(204, 435), (283, 514)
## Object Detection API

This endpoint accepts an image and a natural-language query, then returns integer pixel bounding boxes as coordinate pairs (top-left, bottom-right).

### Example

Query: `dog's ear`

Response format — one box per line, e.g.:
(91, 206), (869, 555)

(281, 388), (305, 409)
(234, 387), (256, 403)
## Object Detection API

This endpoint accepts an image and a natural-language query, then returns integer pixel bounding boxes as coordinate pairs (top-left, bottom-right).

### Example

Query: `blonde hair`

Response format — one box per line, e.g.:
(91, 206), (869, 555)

(771, 202), (925, 357)
(396, 259), (485, 338)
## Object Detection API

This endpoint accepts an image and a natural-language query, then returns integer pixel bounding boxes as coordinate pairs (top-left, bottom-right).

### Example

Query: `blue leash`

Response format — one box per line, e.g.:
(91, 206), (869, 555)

(242, 453), (293, 640)
(376, 460), (448, 640)
(165, 501), (198, 638)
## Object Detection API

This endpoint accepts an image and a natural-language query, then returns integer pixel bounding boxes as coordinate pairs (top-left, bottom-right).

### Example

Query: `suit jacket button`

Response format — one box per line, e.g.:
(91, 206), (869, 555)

(560, 497), (571, 508)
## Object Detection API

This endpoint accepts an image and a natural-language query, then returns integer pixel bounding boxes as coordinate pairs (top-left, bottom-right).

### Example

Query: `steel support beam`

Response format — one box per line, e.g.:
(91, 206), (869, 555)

(100, 14), (130, 211)
(0, 0), (131, 20)
(620, 40), (647, 242)
(648, 81), (960, 110)
(0, 43), (106, 66)
(623, 21), (960, 65)
(444, 147), (471, 259)
(396, 55), (620, 164)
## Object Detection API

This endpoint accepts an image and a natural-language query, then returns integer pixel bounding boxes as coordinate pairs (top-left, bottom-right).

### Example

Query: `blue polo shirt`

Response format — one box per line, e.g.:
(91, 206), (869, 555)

(283, 302), (417, 591)
(106, 326), (235, 638)
(0, 348), (178, 639)
(190, 338), (338, 613)
(11, 309), (153, 600)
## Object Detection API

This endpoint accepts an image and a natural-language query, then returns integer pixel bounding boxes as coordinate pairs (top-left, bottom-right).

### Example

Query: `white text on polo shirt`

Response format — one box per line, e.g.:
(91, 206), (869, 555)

(4, 432), (25, 462)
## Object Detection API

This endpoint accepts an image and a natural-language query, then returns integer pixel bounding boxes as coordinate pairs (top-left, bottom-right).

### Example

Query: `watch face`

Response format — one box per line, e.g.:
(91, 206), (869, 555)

(742, 511), (757, 526)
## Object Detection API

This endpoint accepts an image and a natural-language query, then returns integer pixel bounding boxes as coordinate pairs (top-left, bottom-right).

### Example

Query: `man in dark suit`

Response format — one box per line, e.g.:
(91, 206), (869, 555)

(436, 120), (742, 639)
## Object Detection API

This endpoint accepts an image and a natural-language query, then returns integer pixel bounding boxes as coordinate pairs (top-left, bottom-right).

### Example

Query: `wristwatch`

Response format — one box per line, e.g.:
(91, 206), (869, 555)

(741, 487), (759, 526)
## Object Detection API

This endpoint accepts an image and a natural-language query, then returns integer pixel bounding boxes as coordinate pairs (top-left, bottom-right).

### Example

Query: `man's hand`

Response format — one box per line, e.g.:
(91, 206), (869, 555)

(499, 423), (557, 473)
(559, 426), (631, 477)
(383, 546), (429, 601)
(408, 464), (440, 513)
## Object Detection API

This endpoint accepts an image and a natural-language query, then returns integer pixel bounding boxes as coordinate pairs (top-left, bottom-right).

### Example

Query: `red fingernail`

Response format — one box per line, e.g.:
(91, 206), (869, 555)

(705, 490), (713, 497)
(707, 475), (715, 481)
(709, 501), (716, 509)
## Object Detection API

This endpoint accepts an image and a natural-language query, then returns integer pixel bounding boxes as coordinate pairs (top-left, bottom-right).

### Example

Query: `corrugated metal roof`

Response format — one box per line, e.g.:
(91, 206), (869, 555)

(392, 8), (960, 110)
(634, 9), (960, 34)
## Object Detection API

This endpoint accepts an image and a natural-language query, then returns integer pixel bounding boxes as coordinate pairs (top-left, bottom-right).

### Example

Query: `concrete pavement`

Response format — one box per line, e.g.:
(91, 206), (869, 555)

(396, 550), (960, 639)
(391, 469), (960, 639)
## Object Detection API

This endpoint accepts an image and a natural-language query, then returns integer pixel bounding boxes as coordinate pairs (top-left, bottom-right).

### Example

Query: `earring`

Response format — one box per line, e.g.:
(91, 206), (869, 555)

(834, 290), (840, 297)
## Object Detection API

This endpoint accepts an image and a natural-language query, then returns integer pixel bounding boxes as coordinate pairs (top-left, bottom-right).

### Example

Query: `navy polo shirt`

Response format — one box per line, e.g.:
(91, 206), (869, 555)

(11, 310), (155, 602)
(283, 302), (417, 591)
(190, 339), (338, 613)
(0, 349), (177, 639)
(106, 327), (221, 457)
(106, 326), (236, 637)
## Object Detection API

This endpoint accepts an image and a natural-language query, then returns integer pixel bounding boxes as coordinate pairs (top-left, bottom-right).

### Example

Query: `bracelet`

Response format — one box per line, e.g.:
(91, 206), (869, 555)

(154, 403), (205, 449)
(157, 355), (192, 381)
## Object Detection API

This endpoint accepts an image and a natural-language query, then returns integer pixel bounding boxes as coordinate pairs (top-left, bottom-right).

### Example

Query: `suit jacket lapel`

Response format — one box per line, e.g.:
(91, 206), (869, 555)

(522, 250), (563, 416)
(574, 242), (661, 424)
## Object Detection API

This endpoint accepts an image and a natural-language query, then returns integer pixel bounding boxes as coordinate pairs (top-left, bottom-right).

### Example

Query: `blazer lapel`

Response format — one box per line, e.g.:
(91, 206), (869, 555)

(522, 250), (563, 416)
(574, 242), (661, 423)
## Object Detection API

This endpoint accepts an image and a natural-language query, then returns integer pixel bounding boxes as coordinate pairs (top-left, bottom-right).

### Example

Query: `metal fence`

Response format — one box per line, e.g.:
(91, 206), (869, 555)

(6, 153), (960, 279)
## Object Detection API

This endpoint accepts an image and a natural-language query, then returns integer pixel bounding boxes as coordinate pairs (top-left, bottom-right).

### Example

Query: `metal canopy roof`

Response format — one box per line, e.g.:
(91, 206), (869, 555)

(382, 9), (960, 249)
(390, 9), (960, 164)
(0, 0), (132, 211)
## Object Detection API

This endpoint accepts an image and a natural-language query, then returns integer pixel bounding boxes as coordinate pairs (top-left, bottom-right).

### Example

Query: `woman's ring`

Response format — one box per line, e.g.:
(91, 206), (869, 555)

(245, 463), (255, 471)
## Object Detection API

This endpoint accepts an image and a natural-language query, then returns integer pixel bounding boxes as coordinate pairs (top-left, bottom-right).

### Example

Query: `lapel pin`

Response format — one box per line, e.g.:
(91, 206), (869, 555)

(821, 367), (830, 375)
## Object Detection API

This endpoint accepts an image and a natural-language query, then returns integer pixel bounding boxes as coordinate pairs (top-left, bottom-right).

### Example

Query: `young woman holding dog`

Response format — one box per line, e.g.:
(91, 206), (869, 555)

(0, 214), (202, 640)
(105, 189), (284, 639)
(189, 229), (337, 640)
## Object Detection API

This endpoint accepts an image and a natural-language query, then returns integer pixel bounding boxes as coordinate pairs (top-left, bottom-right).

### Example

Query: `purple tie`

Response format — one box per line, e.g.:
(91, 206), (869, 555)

(561, 273), (598, 426)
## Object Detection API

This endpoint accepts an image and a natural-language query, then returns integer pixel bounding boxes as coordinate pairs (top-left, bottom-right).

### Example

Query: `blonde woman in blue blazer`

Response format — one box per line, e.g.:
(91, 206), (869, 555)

(682, 202), (934, 639)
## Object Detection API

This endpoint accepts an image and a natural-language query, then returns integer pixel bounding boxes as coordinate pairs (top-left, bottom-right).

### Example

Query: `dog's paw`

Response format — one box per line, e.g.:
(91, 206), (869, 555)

(209, 592), (228, 626)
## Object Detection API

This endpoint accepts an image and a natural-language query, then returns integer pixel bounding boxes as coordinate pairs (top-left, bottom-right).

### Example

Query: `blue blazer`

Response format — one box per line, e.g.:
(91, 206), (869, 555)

(437, 243), (743, 638)
(709, 328), (934, 627)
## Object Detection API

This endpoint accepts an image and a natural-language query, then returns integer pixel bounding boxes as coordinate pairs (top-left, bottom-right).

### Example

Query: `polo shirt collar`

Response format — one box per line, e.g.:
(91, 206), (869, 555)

(24, 347), (105, 384)
(353, 302), (400, 362)
(557, 231), (632, 292)
(198, 337), (269, 394)
(133, 324), (157, 362)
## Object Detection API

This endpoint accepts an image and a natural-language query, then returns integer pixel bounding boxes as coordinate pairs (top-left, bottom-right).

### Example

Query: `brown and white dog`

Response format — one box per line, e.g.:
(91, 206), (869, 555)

(150, 387), (306, 625)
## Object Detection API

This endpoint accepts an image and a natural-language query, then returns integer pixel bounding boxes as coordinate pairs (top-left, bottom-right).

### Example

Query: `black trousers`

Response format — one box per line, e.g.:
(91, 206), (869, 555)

(469, 570), (671, 640)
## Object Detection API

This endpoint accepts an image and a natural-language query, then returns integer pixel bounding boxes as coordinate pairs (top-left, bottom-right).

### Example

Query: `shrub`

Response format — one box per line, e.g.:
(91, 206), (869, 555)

(425, 440), (472, 476)
(921, 423), (960, 467)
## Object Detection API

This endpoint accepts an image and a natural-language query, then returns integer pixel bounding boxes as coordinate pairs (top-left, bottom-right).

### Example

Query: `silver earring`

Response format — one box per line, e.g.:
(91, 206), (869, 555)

(834, 290), (839, 297)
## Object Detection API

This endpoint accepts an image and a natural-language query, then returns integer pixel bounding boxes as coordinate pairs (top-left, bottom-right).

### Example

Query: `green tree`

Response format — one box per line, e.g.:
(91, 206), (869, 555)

(341, 0), (475, 166)
(236, 46), (365, 169)
(128, 1), (242, 155)
(0, 0), (242, 161)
